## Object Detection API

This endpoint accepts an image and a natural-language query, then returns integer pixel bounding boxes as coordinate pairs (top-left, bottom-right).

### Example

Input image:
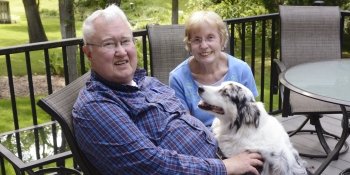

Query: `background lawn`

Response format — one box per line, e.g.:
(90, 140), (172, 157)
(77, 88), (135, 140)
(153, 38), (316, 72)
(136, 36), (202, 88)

(0, 0), (187, 76)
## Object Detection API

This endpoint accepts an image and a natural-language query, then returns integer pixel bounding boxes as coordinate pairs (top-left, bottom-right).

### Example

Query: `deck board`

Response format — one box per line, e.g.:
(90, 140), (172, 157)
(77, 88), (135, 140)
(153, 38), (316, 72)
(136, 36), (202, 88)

(276, 114), (350, 175)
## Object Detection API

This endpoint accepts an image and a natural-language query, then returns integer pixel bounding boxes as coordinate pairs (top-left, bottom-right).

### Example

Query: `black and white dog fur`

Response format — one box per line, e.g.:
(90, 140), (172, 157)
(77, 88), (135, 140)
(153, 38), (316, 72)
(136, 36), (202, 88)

(198, 81), (308, 175)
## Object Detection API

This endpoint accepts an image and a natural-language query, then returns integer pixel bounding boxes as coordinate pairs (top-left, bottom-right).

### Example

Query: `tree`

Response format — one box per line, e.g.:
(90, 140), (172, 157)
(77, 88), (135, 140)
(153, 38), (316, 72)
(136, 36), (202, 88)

(59, 0), (76, 39)
(75, 0), (122, 22)
(59, 0), (78, 82)
(172, 0), (179, 24)
(22, 0), (48, 43)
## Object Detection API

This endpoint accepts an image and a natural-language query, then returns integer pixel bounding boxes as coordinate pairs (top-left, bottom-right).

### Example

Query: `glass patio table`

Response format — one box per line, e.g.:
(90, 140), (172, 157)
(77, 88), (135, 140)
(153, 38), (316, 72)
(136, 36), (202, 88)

(279, 59), (350, 175)
(0, 121), (75, 175)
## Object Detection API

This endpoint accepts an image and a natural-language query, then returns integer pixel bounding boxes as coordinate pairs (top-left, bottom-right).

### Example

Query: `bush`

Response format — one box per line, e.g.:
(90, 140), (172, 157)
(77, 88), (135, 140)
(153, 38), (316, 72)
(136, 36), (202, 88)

(40, 9), (58, 17)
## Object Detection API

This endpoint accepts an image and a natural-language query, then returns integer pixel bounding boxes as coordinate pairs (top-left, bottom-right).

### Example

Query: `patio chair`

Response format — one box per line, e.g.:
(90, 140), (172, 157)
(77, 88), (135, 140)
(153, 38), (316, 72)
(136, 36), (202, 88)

(37, 71), (101, 175)
(147, 24), (190, 84)
(275, 5), (349, 158)
(147, 24), (231, 84)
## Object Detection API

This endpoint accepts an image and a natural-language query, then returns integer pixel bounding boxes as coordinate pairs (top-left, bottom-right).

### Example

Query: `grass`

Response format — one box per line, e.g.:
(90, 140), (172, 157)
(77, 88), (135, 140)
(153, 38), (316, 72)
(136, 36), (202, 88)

(0, 0), (55, 75)
(0, 0), (84, 76)
(0, 0), (179, 76)
(0, 0), (63, 47)
(0, 96), (52, 133)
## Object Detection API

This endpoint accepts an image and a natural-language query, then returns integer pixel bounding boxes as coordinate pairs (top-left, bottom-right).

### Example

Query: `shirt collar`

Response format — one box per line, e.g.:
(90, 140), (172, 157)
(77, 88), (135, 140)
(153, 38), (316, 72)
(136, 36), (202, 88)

(90, 69), (146, 92)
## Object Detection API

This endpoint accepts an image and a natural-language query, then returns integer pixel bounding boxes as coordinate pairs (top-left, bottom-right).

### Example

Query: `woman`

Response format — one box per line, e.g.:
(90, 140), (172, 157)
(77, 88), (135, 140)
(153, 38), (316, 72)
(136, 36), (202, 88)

(169, 11), (258, 127)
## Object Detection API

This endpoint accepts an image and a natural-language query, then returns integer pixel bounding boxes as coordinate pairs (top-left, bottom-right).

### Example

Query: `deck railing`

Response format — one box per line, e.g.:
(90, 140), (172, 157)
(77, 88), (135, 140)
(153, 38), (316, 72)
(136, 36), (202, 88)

(0, 11), (349, 174)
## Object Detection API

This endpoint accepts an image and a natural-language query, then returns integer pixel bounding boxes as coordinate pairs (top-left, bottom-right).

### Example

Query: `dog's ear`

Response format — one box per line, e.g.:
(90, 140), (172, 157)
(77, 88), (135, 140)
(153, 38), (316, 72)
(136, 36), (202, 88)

(228, 86), (260, 130)
(226, 84), (254, 103)
(238, 103), (260, 128)
(230, 103), (260, 131)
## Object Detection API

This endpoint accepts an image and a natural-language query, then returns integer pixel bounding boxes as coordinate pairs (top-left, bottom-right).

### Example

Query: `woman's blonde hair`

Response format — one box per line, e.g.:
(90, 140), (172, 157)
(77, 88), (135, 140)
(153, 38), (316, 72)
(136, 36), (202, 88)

(184, 11), (228, 51)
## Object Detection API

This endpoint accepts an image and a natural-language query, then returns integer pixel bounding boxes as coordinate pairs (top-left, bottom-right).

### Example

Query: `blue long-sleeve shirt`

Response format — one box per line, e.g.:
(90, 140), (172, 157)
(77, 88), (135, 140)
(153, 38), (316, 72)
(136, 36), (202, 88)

(169, 54), (258, 127)
(72, 69), (226, 174)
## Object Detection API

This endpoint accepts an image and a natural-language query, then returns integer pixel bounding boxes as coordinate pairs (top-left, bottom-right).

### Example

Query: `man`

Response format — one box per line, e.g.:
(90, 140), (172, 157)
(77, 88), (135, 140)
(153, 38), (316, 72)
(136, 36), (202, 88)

(73, 4), (262, 175)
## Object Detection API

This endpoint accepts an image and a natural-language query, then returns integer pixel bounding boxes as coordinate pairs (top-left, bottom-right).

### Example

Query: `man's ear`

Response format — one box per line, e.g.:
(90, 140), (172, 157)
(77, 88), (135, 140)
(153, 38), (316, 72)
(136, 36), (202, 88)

(82, 45), (92, 61)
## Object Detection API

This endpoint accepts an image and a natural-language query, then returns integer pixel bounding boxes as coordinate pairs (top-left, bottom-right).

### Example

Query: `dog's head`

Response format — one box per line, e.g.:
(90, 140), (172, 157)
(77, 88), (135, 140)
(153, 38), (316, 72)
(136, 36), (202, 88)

(198, 81), (259, 130)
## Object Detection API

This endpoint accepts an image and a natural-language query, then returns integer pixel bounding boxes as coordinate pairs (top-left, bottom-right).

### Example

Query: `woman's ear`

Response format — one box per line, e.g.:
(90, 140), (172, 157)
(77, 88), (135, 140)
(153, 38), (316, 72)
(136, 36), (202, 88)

(221, 38), (227, 51)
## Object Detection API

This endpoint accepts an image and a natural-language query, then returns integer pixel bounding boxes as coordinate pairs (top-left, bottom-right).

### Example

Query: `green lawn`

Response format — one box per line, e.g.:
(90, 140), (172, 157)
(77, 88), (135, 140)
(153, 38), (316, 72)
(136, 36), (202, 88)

(0, 96), (52, 133)
(0, 0), (183, 76)
(0, 0), (66, 76)
(0, 0), (63, 47)
(1, 0), (185, 48)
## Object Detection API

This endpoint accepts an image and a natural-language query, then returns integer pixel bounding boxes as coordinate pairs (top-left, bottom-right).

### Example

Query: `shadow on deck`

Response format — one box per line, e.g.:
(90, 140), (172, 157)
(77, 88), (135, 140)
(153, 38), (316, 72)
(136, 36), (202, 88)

(277, 114), (350, 175)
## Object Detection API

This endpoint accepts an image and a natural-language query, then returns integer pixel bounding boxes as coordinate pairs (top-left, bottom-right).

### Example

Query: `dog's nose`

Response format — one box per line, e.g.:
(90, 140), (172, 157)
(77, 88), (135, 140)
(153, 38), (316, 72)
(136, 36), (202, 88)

(198, 86), (204, 94)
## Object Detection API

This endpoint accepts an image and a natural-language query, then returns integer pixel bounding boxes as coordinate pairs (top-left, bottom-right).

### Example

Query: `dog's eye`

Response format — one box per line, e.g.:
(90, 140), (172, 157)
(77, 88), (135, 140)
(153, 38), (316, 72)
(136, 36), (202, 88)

(220, 88), (229, 96)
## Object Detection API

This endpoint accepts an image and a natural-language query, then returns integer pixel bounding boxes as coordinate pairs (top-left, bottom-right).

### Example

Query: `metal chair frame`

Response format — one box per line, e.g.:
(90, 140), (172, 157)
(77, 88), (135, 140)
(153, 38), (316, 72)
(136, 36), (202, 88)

(37, 71), (101, 175)
(275, 5), (349, 159)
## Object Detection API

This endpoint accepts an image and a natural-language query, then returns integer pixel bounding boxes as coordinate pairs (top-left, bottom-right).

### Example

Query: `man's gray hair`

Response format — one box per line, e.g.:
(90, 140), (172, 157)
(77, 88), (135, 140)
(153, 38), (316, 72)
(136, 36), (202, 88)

(82, 4), (132, 44)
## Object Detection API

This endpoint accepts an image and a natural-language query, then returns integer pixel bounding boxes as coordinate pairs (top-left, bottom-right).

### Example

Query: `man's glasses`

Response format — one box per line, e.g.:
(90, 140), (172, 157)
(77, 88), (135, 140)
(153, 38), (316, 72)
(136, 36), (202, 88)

(86, 38), (135, 51)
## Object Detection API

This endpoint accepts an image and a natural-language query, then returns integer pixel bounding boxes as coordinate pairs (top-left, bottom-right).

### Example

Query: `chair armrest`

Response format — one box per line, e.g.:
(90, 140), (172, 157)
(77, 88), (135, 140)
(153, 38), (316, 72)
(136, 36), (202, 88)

(33, 167), (81, 175)
(271, 58), (287, 95)
(272, 59), (291, 117)
(273, 59), (286, 73)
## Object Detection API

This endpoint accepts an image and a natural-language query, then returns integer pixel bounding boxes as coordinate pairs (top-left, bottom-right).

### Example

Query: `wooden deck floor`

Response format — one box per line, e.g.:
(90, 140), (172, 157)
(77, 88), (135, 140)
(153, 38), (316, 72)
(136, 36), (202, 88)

(277, 114), (350, 175)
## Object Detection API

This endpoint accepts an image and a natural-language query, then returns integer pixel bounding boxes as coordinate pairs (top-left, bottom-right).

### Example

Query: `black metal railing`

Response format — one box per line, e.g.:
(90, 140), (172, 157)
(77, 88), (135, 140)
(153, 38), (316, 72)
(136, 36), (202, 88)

(0, 11), (350, 174)
(225, 13), (281, 113)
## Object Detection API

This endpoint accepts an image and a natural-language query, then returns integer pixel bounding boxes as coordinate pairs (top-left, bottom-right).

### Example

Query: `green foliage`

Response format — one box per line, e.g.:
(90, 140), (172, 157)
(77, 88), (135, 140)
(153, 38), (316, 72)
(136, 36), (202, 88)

(0, 51), (48, 76)
(40, 9), (58, 17)
(185, 0), (268, 20)
(185, 0), (215, 11)
(48, 52), (64, 76)
(121, 0), (172, 29)
(133, 7), (170, 29)
(262, 0), (350, 13)
(74, 0), (181, 29)
(74, 0), (109, 9)
(134, 38), (146, 68)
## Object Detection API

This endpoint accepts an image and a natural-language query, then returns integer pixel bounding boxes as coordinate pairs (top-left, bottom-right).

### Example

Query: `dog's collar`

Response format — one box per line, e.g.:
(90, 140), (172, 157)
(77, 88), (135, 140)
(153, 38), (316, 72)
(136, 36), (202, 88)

(216, 147), (228, 160)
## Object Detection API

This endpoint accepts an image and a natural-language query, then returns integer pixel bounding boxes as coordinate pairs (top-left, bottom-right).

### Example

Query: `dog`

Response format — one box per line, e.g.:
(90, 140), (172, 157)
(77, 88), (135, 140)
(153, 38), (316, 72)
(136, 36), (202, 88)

(198, 81), (308, 175)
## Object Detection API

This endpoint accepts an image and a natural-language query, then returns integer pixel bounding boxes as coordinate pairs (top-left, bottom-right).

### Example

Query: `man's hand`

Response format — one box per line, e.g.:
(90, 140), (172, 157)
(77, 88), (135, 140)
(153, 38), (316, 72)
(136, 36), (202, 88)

(223, 151), (263, 175)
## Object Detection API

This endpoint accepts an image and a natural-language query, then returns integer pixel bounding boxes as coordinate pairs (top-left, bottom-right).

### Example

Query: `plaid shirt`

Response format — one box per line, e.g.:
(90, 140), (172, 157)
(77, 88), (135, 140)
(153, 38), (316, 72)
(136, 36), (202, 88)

(72, 69), (226, 175)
